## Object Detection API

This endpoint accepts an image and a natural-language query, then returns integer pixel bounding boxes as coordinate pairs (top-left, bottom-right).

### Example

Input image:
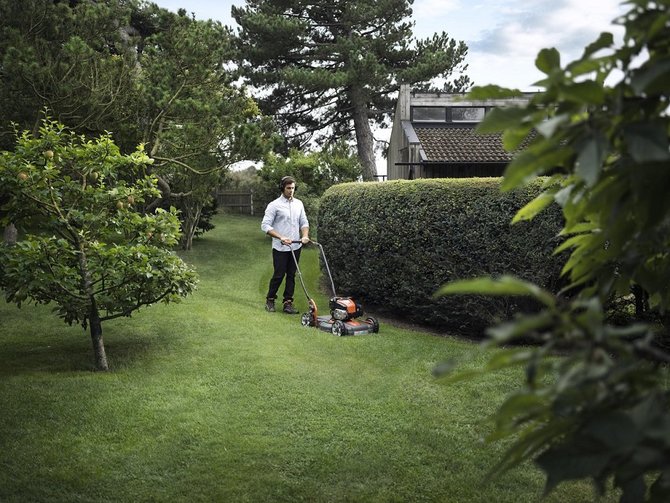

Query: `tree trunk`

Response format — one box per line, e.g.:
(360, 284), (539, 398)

(180, 203), (202, 251)
(3, 223), (17, 245)
(89, 300), (109, 371)
(350, 86), (377, 181)
(78, 243), (109, 370)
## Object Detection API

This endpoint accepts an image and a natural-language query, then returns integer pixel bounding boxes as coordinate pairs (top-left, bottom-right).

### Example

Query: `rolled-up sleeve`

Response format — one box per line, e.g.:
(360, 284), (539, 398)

(261, 201), (276, 234)
(299, 203), (309, 229)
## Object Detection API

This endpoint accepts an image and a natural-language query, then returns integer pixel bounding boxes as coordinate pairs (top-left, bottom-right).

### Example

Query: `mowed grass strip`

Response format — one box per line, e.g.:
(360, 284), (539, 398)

(0, 213), (611, 502)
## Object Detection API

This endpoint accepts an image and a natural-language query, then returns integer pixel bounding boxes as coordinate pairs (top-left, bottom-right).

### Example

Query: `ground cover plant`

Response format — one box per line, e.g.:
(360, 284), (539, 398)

(0, 214), (613, 502)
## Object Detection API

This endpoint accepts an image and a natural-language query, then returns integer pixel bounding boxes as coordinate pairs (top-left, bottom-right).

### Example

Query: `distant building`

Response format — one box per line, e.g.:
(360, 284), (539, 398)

(387, 84), (535, 180)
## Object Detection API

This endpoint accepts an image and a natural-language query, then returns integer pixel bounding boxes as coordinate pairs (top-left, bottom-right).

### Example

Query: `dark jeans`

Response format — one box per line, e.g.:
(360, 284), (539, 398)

(266, 247), (301, 303)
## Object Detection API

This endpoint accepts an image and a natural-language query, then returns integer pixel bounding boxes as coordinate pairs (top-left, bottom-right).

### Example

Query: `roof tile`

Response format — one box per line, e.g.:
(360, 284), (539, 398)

(415, 126), (522, 163)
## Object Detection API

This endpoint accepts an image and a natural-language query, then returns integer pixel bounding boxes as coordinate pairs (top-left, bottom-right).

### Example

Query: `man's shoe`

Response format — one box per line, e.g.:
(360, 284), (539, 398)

(283, 301), (299, 314)
(265, 299), (276, 312)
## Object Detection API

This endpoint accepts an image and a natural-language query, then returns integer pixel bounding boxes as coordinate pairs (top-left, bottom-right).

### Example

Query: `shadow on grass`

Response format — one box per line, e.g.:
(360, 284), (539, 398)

(0, 338), (96, 375)
(0, 334), (173, 376)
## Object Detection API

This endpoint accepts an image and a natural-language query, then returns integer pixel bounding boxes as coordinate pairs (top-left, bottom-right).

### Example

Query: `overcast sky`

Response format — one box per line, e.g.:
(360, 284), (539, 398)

(150, 0), (627, 90)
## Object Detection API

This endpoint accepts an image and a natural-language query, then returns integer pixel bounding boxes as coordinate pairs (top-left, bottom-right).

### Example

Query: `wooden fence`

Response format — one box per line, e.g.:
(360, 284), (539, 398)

(214, 190), (255, 215)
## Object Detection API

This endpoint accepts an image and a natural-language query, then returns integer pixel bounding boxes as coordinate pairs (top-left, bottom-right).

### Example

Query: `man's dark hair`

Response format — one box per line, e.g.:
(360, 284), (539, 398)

(279, 176), (297, 191)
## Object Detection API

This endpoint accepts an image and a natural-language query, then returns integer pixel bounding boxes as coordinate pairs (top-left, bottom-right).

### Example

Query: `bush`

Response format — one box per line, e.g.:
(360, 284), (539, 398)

(318, 178), (565, 334)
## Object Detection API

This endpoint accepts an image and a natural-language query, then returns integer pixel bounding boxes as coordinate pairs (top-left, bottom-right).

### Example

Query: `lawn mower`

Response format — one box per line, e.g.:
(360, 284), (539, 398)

(287, 240), (379, 336)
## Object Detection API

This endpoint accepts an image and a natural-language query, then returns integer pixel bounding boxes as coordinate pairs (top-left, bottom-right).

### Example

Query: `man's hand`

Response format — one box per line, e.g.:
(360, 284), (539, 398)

(300, 236), (310, 244)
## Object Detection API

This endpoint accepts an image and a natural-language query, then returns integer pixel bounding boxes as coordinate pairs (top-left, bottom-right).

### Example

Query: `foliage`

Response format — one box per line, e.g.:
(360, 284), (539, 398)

(0, 0), (139, 151)
(256, 143), (363, 219)
(0, 120), (198, 370)
(318, 178), (565, 332)
(137, 8), (278, 249)
(222, 165), (262, 192)
(232, 0), (471, 180)
(0, 1), (277, 249)
(438, 1), (670, 500)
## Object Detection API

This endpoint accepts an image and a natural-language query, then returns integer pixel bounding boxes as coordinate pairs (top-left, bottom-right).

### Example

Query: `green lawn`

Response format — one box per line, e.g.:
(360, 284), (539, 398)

(0, 214), (611, 502)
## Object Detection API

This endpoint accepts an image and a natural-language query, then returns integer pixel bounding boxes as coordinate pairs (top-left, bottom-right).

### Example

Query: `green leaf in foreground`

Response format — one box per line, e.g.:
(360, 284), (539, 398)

(435, 275), (556, 308)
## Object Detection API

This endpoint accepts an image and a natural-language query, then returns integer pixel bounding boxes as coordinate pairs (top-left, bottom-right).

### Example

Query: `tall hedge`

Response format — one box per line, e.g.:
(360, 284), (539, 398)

(317, 178), (565, 335)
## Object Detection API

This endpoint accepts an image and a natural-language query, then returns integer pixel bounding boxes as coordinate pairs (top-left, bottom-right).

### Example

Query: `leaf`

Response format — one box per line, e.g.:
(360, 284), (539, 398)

(512, 191), (556, 223)
(536, 444), (611, 495)
(630, 57), (670, 96)
(487, 419), (573, 476)
(562, 81), (606, 105)
(536, 114), (568, 138)
(580, 32), (614, 59)
(536, 48), (561, 75)
(495, 392), (548, 431)
(436, 275), (556, 308)
(486, 311), (555, 343)
(575, 132), (608, 187)
(583, 411), (639, 452)
(476, 107), (529, 134)
(502, 125), (533, 151)
(501, 144), (572, 191)
(433, 366), (487, 384)
(485, 348), (535, 371)
(567, 55), (613, 77)
(624, 122), (670, 163)
(559, 221), (597, 235)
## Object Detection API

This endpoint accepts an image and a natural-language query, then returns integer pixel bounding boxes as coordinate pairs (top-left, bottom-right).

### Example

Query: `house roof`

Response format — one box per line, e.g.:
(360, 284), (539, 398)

(414, 126), (515, 164)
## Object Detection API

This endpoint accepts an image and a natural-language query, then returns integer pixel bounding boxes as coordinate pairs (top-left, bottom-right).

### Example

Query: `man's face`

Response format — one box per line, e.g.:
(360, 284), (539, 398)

(283, 183), (296, 199)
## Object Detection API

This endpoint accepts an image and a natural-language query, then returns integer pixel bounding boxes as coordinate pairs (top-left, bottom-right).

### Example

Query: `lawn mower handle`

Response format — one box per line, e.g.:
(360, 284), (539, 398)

(288, 240), (336, 297)
(290, 239), (322, 246)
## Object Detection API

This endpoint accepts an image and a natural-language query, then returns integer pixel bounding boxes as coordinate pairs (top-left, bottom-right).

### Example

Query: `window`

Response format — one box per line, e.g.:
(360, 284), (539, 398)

(412, 107), (446, 122)
(451, 107), (485, 122)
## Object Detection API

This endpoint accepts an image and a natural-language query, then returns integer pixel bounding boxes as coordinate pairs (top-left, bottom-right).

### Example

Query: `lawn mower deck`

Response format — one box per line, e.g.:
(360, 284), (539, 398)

(300, 296), (379, 336)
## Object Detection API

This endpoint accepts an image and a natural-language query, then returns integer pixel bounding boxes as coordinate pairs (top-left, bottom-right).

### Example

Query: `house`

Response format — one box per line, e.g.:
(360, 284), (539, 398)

(387, 84), (535, 180)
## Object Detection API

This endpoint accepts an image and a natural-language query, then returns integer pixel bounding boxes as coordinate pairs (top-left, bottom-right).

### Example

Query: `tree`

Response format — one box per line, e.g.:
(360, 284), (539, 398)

(438, 1), (670, 501)
(0, 0), (140, 241)
(0, 120), (198, 371)
(232, 0), (471, 180)
(0, 1), (277, 249)
(255, 141), (363, 215)
(137, 8), (278, 249)
(0, 0), (139, 151)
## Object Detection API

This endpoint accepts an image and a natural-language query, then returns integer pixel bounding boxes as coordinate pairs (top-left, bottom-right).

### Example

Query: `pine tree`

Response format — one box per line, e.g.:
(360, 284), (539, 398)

(232, 0), (471, 180)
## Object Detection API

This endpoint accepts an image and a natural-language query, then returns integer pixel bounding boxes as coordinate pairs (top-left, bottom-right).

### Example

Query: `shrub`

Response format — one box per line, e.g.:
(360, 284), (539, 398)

(318, 178), (564, 334)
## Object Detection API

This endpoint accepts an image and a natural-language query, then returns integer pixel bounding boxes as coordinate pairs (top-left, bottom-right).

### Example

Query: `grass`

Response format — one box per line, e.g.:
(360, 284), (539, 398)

(0, 213), (612, 502)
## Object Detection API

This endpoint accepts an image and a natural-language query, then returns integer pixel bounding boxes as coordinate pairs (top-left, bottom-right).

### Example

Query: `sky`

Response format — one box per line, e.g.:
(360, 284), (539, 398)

(150, 0), (627, 90)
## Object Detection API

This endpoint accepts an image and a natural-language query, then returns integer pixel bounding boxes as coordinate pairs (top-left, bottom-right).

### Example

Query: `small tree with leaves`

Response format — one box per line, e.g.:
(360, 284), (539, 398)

(0, 120), (198, 371)
(438, 1), (670, 501)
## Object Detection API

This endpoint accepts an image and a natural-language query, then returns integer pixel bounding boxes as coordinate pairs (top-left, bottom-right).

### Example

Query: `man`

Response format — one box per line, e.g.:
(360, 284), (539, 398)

(261, 176), (310, 313)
